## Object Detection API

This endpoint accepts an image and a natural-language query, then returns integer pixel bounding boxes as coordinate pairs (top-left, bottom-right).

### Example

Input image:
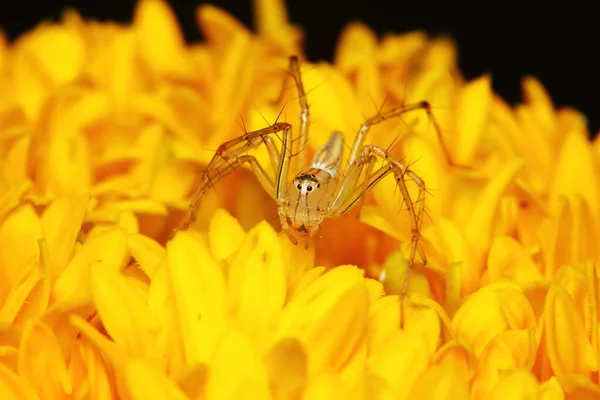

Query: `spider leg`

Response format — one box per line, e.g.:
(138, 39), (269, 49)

(346, 101), (460, 171)
(288, 55), (310, 175)
(175, 122), (292, 234)
(328, 144), (427, 294)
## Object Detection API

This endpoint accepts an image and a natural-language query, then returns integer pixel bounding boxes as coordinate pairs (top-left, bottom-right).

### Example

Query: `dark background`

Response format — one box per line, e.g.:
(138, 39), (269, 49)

(1, 0), (598, 136)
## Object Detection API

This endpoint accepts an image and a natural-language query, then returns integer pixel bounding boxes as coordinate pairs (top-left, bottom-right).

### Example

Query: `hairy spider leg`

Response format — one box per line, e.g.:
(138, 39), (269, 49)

(288, 55), (310, 176)
(177, 122), (292, 233)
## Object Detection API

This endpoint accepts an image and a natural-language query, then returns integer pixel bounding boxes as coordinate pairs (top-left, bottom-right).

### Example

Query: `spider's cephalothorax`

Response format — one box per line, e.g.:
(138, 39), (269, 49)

(176, 55), (459, 295)
(279, 132), (343, 247)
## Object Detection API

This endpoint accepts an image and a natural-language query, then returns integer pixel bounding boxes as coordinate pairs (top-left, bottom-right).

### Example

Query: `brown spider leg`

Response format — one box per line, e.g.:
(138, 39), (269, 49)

(346, 101), (460, 172)
(329, 144), (427, 282)
(329, 145), (426, 328)
(263, 136), (280, 173)
(288, 55), (310, 175)
(175, 123), (291, 235)
(353, 155), (376, 219)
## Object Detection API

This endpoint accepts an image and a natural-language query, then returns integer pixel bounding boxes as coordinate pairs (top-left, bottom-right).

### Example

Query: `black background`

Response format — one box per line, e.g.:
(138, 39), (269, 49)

(1, 1), (598, 136)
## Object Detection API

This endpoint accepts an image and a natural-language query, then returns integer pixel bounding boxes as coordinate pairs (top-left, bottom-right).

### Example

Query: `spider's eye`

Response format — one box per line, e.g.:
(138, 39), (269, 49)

(296, 184), (302, 190)
(316, 183), (320, 188)
(307, 186), (313, 192)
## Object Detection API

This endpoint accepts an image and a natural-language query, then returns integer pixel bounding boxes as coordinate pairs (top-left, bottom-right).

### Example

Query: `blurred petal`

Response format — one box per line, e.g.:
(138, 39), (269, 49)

(124, 358), (189, 400)
(407, 364), (469, 400)
(455, 74), (492, 163)
(489, 368), (539, 400)
(17, 322), (72, 398)
(133, 0), (192, 77)
(545, 284), (596, 375)
(0, 363), (40, 400)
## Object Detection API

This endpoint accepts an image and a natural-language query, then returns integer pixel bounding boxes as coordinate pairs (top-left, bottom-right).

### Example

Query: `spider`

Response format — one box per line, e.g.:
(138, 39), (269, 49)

(175, 56), (456, 292)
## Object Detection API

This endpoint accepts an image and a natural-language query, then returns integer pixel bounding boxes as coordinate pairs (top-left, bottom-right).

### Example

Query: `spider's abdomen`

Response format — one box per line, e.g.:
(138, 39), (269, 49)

(310, 131), (344, 178)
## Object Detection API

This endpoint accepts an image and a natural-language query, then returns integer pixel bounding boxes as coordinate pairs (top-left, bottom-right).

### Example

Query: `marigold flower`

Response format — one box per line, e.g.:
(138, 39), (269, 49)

(0, 0), (599, 398)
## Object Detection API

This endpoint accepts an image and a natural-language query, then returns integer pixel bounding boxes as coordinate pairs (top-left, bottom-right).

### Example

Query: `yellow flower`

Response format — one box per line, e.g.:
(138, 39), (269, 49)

(0, 0), (599, 398)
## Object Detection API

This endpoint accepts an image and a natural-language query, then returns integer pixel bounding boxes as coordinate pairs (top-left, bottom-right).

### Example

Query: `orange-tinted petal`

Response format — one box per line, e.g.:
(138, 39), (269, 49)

(549, 112), (599, 220)
(17, 321), (72, 398)
(0, 363), (40, 400)
(124, 358), (189, 400)
(545, 284), (596, 375)
(487, 235), (543, 285)
(489, 368), (539, 400)
(265, 338), (308, 400)
(407, 364), (469, 400)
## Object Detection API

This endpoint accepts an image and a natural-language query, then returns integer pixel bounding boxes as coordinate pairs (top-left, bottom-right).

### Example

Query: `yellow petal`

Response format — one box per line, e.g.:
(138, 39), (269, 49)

(0, 363), (40, 400)
(208, 208), (245, 261)
(455, 74), (492, 163)
(487, 235), (543, 285)
(68, 339), (114, 400)
(196, 4), (250, 46)
(265, 338), (308, 400)
(549, 114), (599, 220)
(0, 204), (41, 300)
(463, 159), (522, 260)
(522, 76), (556, 136)
(540, 377), (565, 400)
(17, 322), (72, 398)
(12, 25), (85, 119)
(147, 260), (186, 377)
(334, 22), (383, 111)
(407, 364), (469, 400)
(302, 372), (353, 400)
(13, 239), (51, 324)
(431, 339), (476, 382)
(205, 330), (270, 400)
(277, 266), (368, 376)
(489, 368), (540, 400)
(253, 0), (302, 51)
(545, 284), (596, 375)
(133, 0), (192, 77)
(166, 231), (228, 365)
(367, 329), (432, 399)
(41, 194), (90, 281)
(53, 227), (129, 304)
(557, 374), (600, 400)
(124, 358), (189, 400)
(452, 283), (535, 357)
(228, 221), (286, 342)
(127, 233), (165, 279)
(90, 263), (160, 362)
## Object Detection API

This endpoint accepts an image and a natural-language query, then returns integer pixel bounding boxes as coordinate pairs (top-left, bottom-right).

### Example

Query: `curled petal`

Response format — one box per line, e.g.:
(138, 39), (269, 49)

(544, 284), (596, 375)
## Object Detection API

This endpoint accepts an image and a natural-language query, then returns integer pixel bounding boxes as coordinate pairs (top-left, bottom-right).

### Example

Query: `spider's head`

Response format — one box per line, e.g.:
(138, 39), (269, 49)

(278, 169), (335, 248)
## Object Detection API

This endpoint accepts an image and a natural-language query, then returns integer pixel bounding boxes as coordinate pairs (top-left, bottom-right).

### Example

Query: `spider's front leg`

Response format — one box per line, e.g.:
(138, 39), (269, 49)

(174, 122), (292, 235)
(328, 144), (427, 295)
